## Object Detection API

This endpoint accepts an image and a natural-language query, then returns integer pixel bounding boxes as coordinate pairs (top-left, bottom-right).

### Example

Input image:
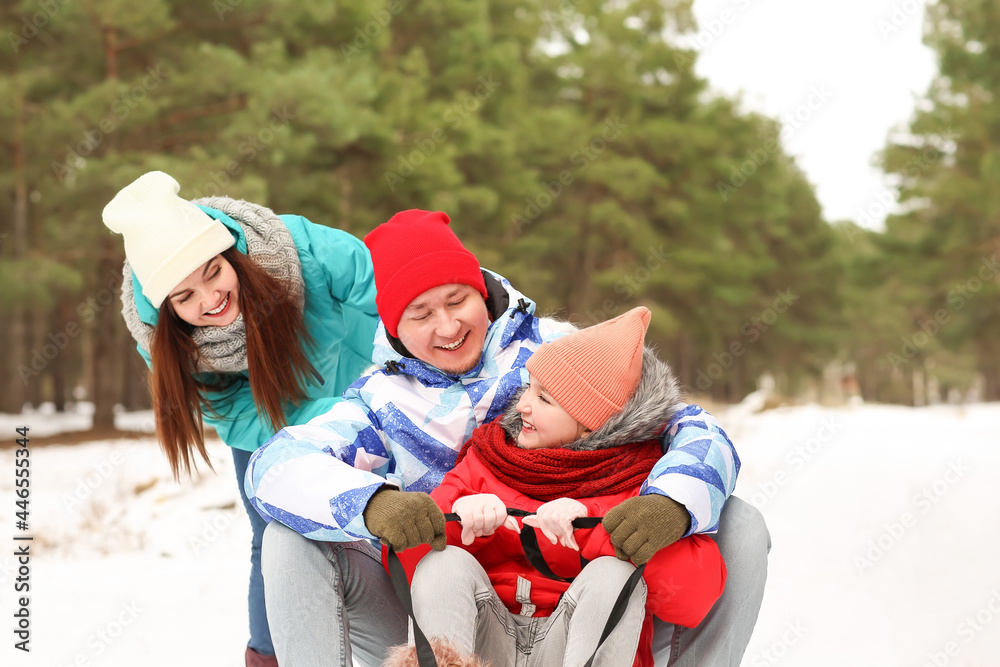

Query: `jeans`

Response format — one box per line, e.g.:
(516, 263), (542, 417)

(262, 522), (408, 666)
(411, 547), (646, 667)
(263, 496), (770, 667)
(653, 496), (772, 666)
(232, 447), (275, 657)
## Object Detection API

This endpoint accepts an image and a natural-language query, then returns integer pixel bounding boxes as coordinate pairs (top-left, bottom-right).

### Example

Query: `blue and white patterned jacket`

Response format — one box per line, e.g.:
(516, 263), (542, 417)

(245, 270), (739, 542)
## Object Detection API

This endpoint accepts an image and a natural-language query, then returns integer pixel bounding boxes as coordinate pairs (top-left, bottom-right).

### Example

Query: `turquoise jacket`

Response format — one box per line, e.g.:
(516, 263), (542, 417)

(129, 206), (379, 452)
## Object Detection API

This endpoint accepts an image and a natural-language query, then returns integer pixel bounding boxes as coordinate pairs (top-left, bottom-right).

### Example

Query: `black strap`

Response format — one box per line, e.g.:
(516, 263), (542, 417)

(519, 522), (576, 582)
(443, 508), (600, 527)
(500, 508), (603, 583)
(388, 508), (642, 667)
(386, 548), (439, 667)
(583, 563), (647, 667)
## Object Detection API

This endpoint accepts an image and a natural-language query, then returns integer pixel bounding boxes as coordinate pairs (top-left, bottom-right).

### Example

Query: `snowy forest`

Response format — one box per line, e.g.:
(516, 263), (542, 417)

(2, 0), (999, 425)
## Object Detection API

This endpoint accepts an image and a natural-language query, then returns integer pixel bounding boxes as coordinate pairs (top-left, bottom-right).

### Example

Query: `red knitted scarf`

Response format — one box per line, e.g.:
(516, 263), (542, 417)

(456, 419), (663, 502)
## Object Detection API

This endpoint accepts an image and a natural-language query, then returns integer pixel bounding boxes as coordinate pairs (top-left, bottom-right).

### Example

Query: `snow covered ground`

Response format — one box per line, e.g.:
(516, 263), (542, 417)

(1, 401), (998, 666)
(733, 402), (1000, 667)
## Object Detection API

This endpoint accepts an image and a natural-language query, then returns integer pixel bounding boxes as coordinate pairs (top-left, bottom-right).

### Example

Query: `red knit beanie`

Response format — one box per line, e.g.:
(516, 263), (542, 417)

(526, 307), (651, 431)
(363, 210), (488, 337)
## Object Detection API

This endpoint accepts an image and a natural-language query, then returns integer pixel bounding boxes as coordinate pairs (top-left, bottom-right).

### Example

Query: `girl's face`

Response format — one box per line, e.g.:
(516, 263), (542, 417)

(515, 376), (589, 449)
(166, 255), (240, 327)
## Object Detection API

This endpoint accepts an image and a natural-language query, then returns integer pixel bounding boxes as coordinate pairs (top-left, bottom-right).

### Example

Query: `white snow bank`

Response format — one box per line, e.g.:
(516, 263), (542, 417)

(729, 402), (1000, 667)
(2, 432), (247, 666)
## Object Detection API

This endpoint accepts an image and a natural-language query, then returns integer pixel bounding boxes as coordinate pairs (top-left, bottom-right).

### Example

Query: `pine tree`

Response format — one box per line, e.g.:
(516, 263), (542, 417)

(879, 0), (1000, 400)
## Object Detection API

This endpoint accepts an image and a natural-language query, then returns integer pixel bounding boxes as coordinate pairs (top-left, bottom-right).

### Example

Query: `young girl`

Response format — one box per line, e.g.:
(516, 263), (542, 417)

(102, 171), (379, 667)
(386, 307), (727, 667)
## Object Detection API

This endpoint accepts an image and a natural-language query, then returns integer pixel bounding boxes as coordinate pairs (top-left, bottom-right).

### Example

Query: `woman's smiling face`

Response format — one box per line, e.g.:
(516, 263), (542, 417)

(165, 255), (240, 327)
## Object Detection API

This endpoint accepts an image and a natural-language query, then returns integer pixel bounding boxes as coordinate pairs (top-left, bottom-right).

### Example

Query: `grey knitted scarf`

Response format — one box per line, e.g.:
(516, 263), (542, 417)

(120, 197), (304, 374)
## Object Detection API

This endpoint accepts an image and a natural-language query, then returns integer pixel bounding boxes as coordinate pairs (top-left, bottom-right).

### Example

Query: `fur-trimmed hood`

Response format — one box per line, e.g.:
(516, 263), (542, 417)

(501, 346), (683, 450)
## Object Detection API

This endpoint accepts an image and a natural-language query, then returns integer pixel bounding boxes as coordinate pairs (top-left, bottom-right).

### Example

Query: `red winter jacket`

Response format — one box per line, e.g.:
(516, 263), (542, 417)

(389, 448), (727, 666)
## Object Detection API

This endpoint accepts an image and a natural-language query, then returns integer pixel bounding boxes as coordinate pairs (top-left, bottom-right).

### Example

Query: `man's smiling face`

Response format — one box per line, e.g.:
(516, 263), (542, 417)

(395, 283), (490, 375)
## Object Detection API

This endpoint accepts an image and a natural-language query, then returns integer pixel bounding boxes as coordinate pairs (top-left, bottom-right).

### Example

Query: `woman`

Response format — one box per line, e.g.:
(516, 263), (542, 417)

(102, 171), (379, 666)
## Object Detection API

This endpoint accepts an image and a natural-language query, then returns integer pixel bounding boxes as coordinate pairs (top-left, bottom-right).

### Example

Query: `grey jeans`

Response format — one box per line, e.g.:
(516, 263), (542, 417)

(411, 547), (646, 667)
(261, 495), (770, 666)
(656, 496), (772, 666)
(261, 525), (407, 666)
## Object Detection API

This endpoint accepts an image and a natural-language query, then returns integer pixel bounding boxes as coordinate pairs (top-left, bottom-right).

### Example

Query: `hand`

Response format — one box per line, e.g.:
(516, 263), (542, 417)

(452, 494), (520, 545)
(602, 494), (691, 565)
(363, 487), (447, 551)
(522, 498), (588, 551)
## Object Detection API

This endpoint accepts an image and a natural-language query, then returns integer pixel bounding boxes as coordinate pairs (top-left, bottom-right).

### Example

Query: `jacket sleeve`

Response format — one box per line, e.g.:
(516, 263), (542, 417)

(245, 373), (396, 542)
(278, 215), (378, 317)
(430, 461), (477, 514)
(642, 404), (740, 535)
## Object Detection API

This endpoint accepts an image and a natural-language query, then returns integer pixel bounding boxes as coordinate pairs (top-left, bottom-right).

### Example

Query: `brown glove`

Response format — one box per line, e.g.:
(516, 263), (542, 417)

(602, 494), (691, 565)
(363, 487), (447, 552)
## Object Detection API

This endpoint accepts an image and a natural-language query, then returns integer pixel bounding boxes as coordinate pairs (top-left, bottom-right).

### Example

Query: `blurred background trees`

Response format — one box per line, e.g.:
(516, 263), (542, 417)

(0, 0), (995, 423)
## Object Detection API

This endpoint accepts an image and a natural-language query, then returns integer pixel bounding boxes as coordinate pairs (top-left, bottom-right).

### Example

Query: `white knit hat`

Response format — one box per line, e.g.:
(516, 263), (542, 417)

(102, 171), (235, 308)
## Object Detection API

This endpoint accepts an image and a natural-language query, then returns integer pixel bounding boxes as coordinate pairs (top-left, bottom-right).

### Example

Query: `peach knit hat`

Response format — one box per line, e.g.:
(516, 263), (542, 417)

(526, 306), (651, 431)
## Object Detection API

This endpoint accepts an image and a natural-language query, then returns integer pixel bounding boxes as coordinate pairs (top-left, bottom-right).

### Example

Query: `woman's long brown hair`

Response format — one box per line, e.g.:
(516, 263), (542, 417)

(150, 247), (314, 478)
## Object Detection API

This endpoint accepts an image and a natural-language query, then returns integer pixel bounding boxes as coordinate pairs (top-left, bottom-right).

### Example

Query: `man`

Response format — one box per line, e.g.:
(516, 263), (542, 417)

(246, 209), (770, 666)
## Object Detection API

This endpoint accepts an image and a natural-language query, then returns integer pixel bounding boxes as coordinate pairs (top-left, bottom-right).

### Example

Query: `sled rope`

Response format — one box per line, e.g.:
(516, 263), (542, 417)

(386, 508), (646, 667)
